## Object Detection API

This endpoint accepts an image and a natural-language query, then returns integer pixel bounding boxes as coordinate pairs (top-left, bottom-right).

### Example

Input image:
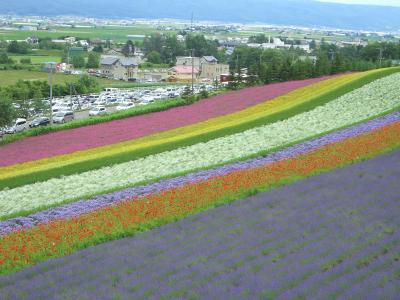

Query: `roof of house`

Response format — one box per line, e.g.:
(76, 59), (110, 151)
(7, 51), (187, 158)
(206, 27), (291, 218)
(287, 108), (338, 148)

(203, 56), (218, 63)
(120, 58), (138, 67)
(100, 57), (138, 67)
(100, 57), (119, 65)
(172, 66), (200, 74)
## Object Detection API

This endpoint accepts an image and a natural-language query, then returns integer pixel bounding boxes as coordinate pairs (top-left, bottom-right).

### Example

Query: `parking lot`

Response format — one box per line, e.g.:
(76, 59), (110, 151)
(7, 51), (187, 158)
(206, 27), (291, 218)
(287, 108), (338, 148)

(1, 84), (217, 136)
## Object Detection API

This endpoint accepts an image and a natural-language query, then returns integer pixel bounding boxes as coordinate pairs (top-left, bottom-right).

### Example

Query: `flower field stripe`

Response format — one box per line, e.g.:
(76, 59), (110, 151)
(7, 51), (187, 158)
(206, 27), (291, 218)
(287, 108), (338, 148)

(0, 72), (399, 218)
(0, 73), (355, 176)
(0, 121), (398, 275)
(0, 112), (398, 233)
(0, 67), (397, 191)
(0, 76), (332, 167)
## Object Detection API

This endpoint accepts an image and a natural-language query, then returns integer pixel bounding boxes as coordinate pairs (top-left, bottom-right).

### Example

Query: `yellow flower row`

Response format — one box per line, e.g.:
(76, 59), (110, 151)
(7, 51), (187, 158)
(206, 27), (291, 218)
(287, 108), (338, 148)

(0, 68), (394, 181)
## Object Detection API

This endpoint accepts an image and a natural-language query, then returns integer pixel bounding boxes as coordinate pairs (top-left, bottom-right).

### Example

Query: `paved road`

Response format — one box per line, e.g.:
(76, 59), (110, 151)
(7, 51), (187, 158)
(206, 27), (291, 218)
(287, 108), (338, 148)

(74, 106), (117, 120)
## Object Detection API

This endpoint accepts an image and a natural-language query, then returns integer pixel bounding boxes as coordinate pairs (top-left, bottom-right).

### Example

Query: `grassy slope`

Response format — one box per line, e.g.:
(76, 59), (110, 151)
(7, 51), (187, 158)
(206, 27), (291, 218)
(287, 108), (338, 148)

(1, 67), (399, 190)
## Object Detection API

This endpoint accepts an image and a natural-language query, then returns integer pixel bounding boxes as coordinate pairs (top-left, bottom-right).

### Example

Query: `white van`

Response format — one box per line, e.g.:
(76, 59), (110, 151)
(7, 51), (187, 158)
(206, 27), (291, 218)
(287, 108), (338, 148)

(5, 118), (27, 134)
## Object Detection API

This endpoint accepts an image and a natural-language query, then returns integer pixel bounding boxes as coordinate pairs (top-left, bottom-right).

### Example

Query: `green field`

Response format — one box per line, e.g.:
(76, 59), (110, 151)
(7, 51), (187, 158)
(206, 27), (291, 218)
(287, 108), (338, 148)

(0, 70), (182, 88)
(0, 70), (129, 87)
(9, 55), (62, 64)
(0, 25), (168, 43)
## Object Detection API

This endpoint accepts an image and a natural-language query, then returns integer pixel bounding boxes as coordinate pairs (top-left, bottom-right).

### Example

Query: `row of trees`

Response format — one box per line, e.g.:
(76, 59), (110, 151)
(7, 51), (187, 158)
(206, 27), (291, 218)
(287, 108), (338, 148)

(141, 33), (224, 65)
(61, 52), (100, 69)
(227, 45), (393, 87)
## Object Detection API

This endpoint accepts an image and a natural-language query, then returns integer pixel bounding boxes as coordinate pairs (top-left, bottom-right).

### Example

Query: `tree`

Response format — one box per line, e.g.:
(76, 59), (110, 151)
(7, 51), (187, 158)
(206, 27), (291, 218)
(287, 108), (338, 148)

(315, 52), (331, 76)
(92, 45), (103, 53)
(0, 52), (13, 64)
(86, 52), (100, 68)
(7, 41), (29, 54)
(75, 75), (100, 94)
(122, 40), (135, 57)
(20, 58), (32, 64)
(0, 96), (14, 128)
(146, 51), (162, 64)
(185, 34), (218, 57)
(72, 55), (86, 68)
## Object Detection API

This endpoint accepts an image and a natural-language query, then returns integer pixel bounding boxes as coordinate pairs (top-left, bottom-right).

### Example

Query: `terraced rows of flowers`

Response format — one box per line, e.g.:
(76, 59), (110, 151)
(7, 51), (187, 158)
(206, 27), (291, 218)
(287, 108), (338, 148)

(1, 151), (397, 299)
(0, 67), (397, 190)
(0, 67), (399, 278)
(0, 76), (330, 167)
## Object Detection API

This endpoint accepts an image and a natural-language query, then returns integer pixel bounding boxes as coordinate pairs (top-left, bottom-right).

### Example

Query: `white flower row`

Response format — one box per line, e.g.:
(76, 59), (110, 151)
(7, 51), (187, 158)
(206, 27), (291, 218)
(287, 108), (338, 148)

(1, 73), (400, 218)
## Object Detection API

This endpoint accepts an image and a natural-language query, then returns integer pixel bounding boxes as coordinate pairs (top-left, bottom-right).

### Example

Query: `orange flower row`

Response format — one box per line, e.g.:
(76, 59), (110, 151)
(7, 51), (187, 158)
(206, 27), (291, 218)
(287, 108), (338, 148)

(0, 121), (399, 274)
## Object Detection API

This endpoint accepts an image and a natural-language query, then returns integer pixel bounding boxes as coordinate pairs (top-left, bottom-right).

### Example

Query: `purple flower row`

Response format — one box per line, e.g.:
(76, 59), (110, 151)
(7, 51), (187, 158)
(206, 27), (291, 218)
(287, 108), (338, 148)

(0, 112), (399, 236)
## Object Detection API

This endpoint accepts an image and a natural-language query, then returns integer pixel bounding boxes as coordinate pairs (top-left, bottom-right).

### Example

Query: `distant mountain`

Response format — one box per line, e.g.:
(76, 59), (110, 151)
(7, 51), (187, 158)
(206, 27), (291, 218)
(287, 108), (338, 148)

(1, 0), (400, 31)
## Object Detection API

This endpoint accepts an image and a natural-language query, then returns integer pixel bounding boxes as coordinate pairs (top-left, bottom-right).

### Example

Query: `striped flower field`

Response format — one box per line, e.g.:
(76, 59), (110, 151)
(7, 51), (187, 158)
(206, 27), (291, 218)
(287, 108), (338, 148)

(0, 67), (399, 298)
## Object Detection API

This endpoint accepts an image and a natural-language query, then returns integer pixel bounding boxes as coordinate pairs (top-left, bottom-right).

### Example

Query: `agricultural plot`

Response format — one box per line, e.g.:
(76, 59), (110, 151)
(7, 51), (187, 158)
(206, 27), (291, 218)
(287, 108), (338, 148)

(0, 66), (399, 296)
(1, 72), (399, 215)
(0, 150), (398, 299)
(9, 55), (62, 65)
(0, 25), (162, 42)
(1, 112), (397, 234)
(0, 68), (397, 191)
(0, 70), (119, 87)
(0, 76), (331, 167)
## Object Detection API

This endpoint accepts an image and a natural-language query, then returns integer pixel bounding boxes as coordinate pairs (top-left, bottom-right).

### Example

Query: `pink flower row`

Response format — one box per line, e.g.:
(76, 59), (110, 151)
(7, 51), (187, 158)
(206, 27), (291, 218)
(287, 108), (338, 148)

(0, 77), (330, 167)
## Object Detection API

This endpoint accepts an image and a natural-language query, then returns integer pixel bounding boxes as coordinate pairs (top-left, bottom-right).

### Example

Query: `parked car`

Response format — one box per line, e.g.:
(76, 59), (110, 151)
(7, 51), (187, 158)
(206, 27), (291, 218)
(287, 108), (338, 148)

(29, 117), (50, 128)
(89, 106), (107, 116)
(53, 111), (74, 124)
(116, 102), (135, 111)
(4, 118), (27, 134)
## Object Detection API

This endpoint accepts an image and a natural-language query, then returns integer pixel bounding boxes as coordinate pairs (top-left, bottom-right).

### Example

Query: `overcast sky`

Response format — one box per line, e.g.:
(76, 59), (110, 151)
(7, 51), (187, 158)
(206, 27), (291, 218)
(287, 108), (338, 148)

(317, 0), (400, 6)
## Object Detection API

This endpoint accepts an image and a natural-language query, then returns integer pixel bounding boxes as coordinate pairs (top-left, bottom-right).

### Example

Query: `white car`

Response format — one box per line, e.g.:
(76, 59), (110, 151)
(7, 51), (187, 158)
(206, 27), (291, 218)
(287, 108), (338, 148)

(4, 118), (27, 134)
(141, 96), (155, 103)
(116, 102), (135, 111)
(89, 106), (107, 116)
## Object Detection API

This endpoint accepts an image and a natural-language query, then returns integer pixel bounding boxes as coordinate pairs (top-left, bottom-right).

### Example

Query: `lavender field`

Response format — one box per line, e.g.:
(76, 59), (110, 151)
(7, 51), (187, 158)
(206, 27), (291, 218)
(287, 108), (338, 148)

(0, 150), (399, 300)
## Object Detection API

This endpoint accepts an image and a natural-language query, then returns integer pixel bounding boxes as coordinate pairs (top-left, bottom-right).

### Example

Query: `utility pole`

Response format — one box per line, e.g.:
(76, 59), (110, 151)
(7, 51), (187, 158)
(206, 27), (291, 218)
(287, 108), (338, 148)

(379, 48), (383, 68)
(69, 83), (74, 109)
(328, 49), (335, 62)
(191, 48), (195, 94)
(236, 54), (240, 82)
(48, 63), (55, 124)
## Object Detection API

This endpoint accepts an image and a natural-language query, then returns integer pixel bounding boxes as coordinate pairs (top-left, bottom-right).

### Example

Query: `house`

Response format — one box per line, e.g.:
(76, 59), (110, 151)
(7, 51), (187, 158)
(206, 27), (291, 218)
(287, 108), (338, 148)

(105, 48), (145, 64)
(100, 57), (139, 81)
(172, 56), (229, 82)
(19, 25), (37, 31)
(200, 56), (229, 80)
(175, 56), (201, 68)
(64, 37), (76, 44)
(168, 66), (200, 82)
(25, 37), (39, 44)
(137, 68), (169, 82)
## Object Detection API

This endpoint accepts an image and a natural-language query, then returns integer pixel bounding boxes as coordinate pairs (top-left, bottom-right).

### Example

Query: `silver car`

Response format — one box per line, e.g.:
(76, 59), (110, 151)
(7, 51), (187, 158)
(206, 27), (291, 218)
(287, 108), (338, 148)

(53, 111), (74, 124)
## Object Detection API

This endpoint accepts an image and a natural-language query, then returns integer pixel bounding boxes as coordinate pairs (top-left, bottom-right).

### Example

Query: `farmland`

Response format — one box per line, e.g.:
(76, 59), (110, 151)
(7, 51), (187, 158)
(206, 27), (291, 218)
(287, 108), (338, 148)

(0, 65), (399, 298)
(0, 149), (398, 298)
(0, 25), (162, 43)
(0, 70), (142, 88)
